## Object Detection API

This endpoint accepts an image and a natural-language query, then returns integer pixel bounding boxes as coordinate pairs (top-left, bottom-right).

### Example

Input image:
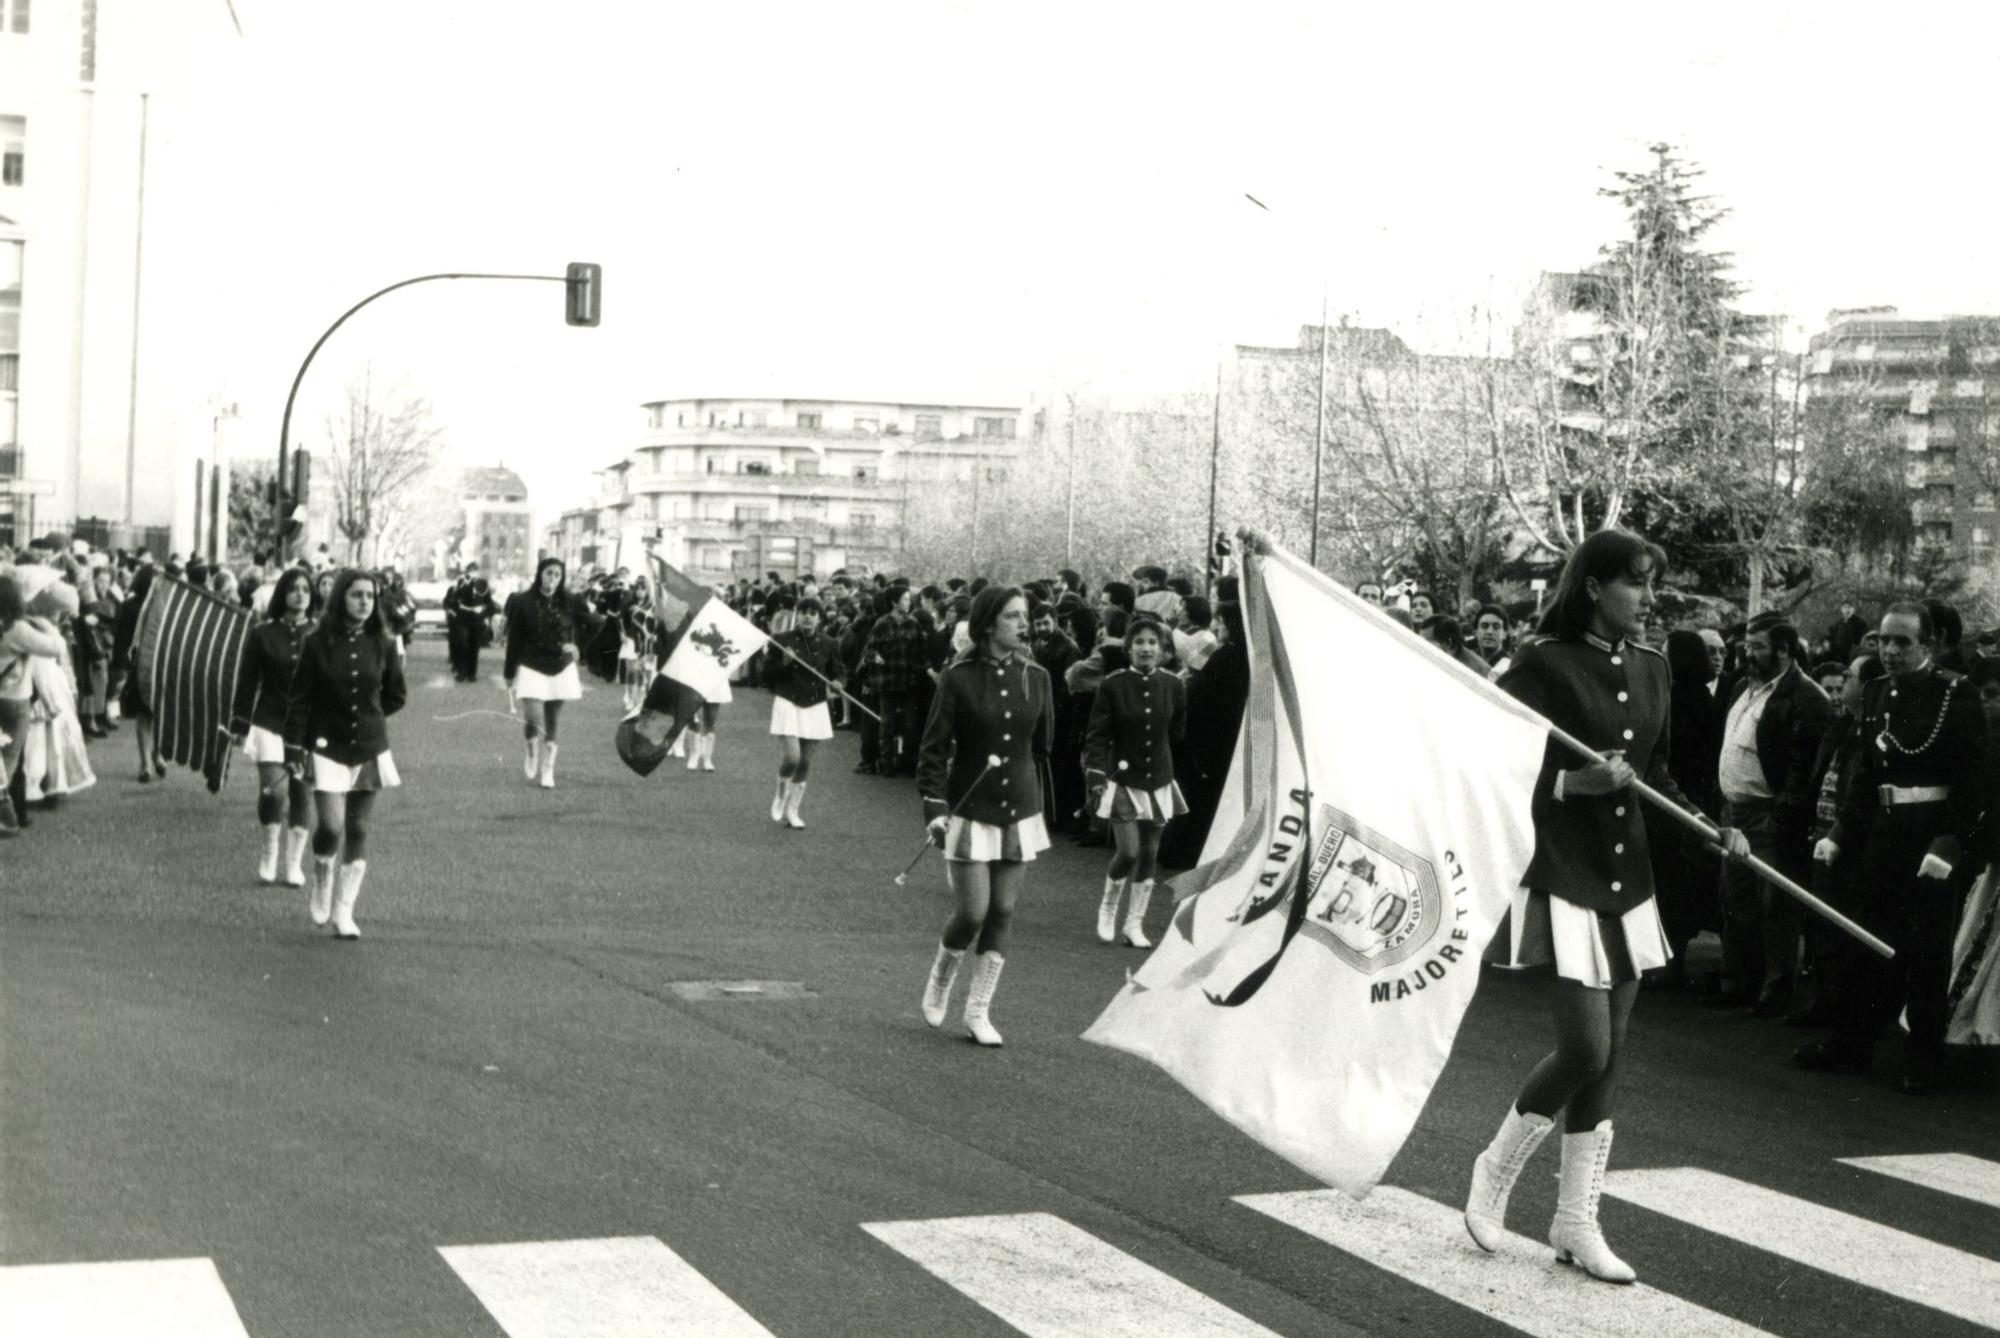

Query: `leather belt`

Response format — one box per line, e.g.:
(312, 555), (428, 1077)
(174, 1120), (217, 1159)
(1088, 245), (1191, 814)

(1879, 784), (1949, 806)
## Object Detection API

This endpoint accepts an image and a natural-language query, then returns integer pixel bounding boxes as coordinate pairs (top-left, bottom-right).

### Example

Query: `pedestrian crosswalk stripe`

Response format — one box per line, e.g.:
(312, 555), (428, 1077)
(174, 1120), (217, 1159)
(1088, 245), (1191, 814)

(862, 1212), (1282, 1337)
(1840, 1152), (2000, 1211)
(0, 1257), (250, 1337)
(437, 1236), (774, 1337)
(1235, 1187), (1778, 1338)
(1606, 1168), (2000, 1330)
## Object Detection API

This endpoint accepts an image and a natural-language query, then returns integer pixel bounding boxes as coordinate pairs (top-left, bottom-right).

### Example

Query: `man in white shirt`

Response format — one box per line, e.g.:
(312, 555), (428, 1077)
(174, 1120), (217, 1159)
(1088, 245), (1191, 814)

(1709, 615), (1832, 1012)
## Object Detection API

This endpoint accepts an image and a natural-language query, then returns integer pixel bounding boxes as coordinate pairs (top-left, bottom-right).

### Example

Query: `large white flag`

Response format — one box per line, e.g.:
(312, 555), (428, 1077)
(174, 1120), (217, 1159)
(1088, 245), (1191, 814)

(646, 553), (770, 704)
(1083, 542), (1550, 1196)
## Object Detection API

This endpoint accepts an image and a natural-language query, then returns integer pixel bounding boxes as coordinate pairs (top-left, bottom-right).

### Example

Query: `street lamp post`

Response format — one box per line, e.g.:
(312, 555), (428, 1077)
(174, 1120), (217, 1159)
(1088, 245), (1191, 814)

(1309, 286), (1328, 568)
(274, 267), (598, 560)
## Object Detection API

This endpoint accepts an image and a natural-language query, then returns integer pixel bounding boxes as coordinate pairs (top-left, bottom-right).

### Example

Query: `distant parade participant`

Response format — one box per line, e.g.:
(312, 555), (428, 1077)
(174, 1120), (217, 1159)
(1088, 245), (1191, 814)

(111, 564), (166, 783)
(228, 568), (317, 887)
(1465, 529), (1747, 1284)
(683, 645), (731, 776)
(443, 562), (498, 682)
(284, 569), (408, 940)
(763, 595), (845, 829)
(504, 557), (583, 790)
(1085, 617), (1187, 947)
(915, 586), (1055, 1047)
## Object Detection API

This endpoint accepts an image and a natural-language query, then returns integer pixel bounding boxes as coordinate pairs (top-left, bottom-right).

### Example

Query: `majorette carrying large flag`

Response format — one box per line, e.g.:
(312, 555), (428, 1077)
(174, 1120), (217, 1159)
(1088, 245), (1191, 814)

(132, 575), (254, 793)
(615, 550), (770, 775)
(1083, 535), (1551, 1197)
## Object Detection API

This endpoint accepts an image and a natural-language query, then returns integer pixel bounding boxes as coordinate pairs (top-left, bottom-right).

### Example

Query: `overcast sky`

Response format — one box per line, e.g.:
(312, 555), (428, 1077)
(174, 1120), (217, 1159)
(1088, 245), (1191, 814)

(142, 0), (2000, 517)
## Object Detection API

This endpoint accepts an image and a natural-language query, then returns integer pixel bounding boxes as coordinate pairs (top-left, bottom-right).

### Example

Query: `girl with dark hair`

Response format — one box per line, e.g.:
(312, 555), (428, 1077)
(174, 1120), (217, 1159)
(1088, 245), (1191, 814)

(229, 567), (318, 887)
(111, 564), (165, 783)
(1086, 617), (1187, 946)
(763, 595), (844, 828)
(284, 569), (407, 939)
(505, 557), (583, 789)
(915, 585), (1055, 1046)
(1466, 529), (1747, 1284)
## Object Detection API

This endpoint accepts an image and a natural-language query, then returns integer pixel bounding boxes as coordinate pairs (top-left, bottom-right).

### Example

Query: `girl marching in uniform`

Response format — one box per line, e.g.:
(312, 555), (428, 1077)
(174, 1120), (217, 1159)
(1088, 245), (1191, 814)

(504, 557), (583, 790)
(1464, 530), (1747, 1283)
(284, 569), (408, 940)
(1086, 617), (1187, 947)
(229, 568), (316, 887)
(915, 586), (1055, 1047)
(763, 595), (845, 829)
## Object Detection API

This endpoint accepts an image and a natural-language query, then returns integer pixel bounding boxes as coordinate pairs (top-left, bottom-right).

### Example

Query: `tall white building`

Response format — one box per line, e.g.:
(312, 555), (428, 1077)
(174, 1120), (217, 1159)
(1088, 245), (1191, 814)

(0, 0), (240, 553)
(545, 395), (1027, 582)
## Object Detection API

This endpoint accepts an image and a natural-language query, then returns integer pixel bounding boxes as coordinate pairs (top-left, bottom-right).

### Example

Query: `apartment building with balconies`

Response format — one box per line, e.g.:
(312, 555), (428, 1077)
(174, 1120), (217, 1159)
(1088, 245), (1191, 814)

(1805, 307), (2000, 563)
(553, 396), (1027, 585)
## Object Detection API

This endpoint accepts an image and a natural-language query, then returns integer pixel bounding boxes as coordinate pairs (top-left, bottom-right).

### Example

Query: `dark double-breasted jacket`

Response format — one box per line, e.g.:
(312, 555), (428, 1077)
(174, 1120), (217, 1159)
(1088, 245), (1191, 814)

(917, 653), (1054, 827)
(504, 590), (580, 680)
(1084, 666), (1186, 789)
(1498, 633), (1695, 917)
(1831, 663), (1986, 870)
(230, 618), (313, 737)
(764, 629), (845, 708)
(283, 625), (407, 765)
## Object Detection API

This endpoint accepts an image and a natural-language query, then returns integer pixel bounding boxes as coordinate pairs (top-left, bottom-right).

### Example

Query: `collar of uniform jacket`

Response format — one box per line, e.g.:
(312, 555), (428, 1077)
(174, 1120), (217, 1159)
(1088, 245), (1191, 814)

(1581, 632), (1628, 655)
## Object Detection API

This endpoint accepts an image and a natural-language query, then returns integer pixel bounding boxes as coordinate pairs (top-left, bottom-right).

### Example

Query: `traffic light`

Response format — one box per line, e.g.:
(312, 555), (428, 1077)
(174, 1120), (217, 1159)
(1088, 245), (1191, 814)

(565, 261), (602, 327)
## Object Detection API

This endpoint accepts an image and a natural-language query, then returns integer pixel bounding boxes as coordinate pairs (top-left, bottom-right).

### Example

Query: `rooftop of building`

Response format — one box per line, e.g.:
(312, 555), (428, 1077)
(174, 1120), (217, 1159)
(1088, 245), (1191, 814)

(639, 395), (1026, 412)
(461, 465), (529, 500)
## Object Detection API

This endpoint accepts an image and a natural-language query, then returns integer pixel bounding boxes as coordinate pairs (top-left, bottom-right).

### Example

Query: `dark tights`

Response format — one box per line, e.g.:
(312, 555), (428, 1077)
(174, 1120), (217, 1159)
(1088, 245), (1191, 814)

(1106, 821), (1163, 882)
(777, 736), (819, 782)
(311, 790), (377, 863)
(1515, 978), (1638, 1132)
(521, 699), (565, 743)
(941, 860), (1025, 956)
(255, 762), (313, 828)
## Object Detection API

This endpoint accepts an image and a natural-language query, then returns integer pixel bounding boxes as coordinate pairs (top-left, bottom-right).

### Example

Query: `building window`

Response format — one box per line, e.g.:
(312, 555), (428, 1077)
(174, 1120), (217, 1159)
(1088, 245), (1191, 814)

(1974, 526), (1993, 547)
(914, 413), (941, 439)
(797, 412), (822, 430)
(733, 505), (771, 523)
(705, 456), (718, 474)
(984, 466), (1009, 484)
(794, 456), (820, 477)
(647, 405), (663, 429)
(739, 460), (771, 476)
(747, 410), (769, 428)
(1974, 490), (1998, 510)
(852, 512), (876, 529)
(974, 416), (1015, 440)
(1, 116), (23, 186)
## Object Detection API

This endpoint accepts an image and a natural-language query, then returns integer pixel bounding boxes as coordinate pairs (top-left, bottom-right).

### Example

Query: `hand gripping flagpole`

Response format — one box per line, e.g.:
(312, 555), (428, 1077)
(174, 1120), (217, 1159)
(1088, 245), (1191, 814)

(894, 754), (1001, 886)
(1239, 528), (1895, 961)
(769, 636), (882, 724)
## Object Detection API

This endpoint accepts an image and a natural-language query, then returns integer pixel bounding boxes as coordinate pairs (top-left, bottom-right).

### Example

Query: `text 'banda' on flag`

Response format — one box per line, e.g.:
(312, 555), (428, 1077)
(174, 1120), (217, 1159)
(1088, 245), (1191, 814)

(1083, 540), (1551, 1198)
(133, 576), (254, 793)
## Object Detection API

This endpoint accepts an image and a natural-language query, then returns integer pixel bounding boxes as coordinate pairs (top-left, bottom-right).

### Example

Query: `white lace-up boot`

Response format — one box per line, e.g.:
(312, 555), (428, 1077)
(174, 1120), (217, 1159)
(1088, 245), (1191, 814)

(1549, 1120), (1636, 1284)
(282, 827), (310, 887)
(921, 943), (964, 1027)
(308, 855), (337, 927)
(699, 731), (717, 772)
(539, 742), (558, 790)
(771, 779), (790, 822)
(257, 824), (283, 883)
(686, 732), (702, 770)
(784, 781), (807, 829)
(962, 952), (1007, 1047)
(1122, 879), (1156, 949)
(331, 860), (367, 941)
(1463, 1105), (1554, 1252)
(523, 736), (541, 782)
(1096, 876), (1125, 943)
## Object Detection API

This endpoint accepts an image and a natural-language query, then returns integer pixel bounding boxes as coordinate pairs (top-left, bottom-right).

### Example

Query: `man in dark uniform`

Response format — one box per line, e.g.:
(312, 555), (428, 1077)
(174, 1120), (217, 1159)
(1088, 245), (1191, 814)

(1796, 601), (1986, 1093)
(443, 563), (498, 682)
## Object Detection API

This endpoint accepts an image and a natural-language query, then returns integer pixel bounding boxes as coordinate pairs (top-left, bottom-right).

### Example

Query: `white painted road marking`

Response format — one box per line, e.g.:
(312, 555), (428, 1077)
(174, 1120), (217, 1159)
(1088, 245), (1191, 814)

(862, 1211), (1280, 1337)
(1236, 1187), (1777, 1338)
(0, 1257), (251, 1337)
(1607, 1167), (2000, 1330)
(438, 1236), (774, 1337)
(1840, 1152), (2000, 1212)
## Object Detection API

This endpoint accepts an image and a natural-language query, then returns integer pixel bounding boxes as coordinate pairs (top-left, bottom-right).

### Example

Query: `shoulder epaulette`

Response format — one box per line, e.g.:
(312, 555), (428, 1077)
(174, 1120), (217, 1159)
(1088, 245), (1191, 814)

(1629, 640), (1667, 659)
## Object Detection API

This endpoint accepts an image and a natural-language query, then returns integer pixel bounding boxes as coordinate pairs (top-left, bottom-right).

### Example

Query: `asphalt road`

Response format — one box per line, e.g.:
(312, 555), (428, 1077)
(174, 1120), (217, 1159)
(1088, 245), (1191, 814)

(4, 638), (1997, 1337)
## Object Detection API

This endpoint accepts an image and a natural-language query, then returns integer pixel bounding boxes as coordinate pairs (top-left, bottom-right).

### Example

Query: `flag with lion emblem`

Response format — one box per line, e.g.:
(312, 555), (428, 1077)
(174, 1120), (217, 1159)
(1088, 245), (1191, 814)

(617, 551), (771, 776)
(1083, 539), (1550, 1197)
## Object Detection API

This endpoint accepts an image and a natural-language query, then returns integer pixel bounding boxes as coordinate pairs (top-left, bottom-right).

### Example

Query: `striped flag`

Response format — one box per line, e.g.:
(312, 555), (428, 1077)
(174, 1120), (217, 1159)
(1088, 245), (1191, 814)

(133, 576), (253, 794)
(1083, 540), (1549, 1197)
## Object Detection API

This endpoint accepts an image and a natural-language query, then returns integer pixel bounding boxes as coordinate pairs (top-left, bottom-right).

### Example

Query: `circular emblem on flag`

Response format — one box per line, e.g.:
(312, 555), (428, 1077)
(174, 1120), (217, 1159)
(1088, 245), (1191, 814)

(1300, 808), (1440, 971)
